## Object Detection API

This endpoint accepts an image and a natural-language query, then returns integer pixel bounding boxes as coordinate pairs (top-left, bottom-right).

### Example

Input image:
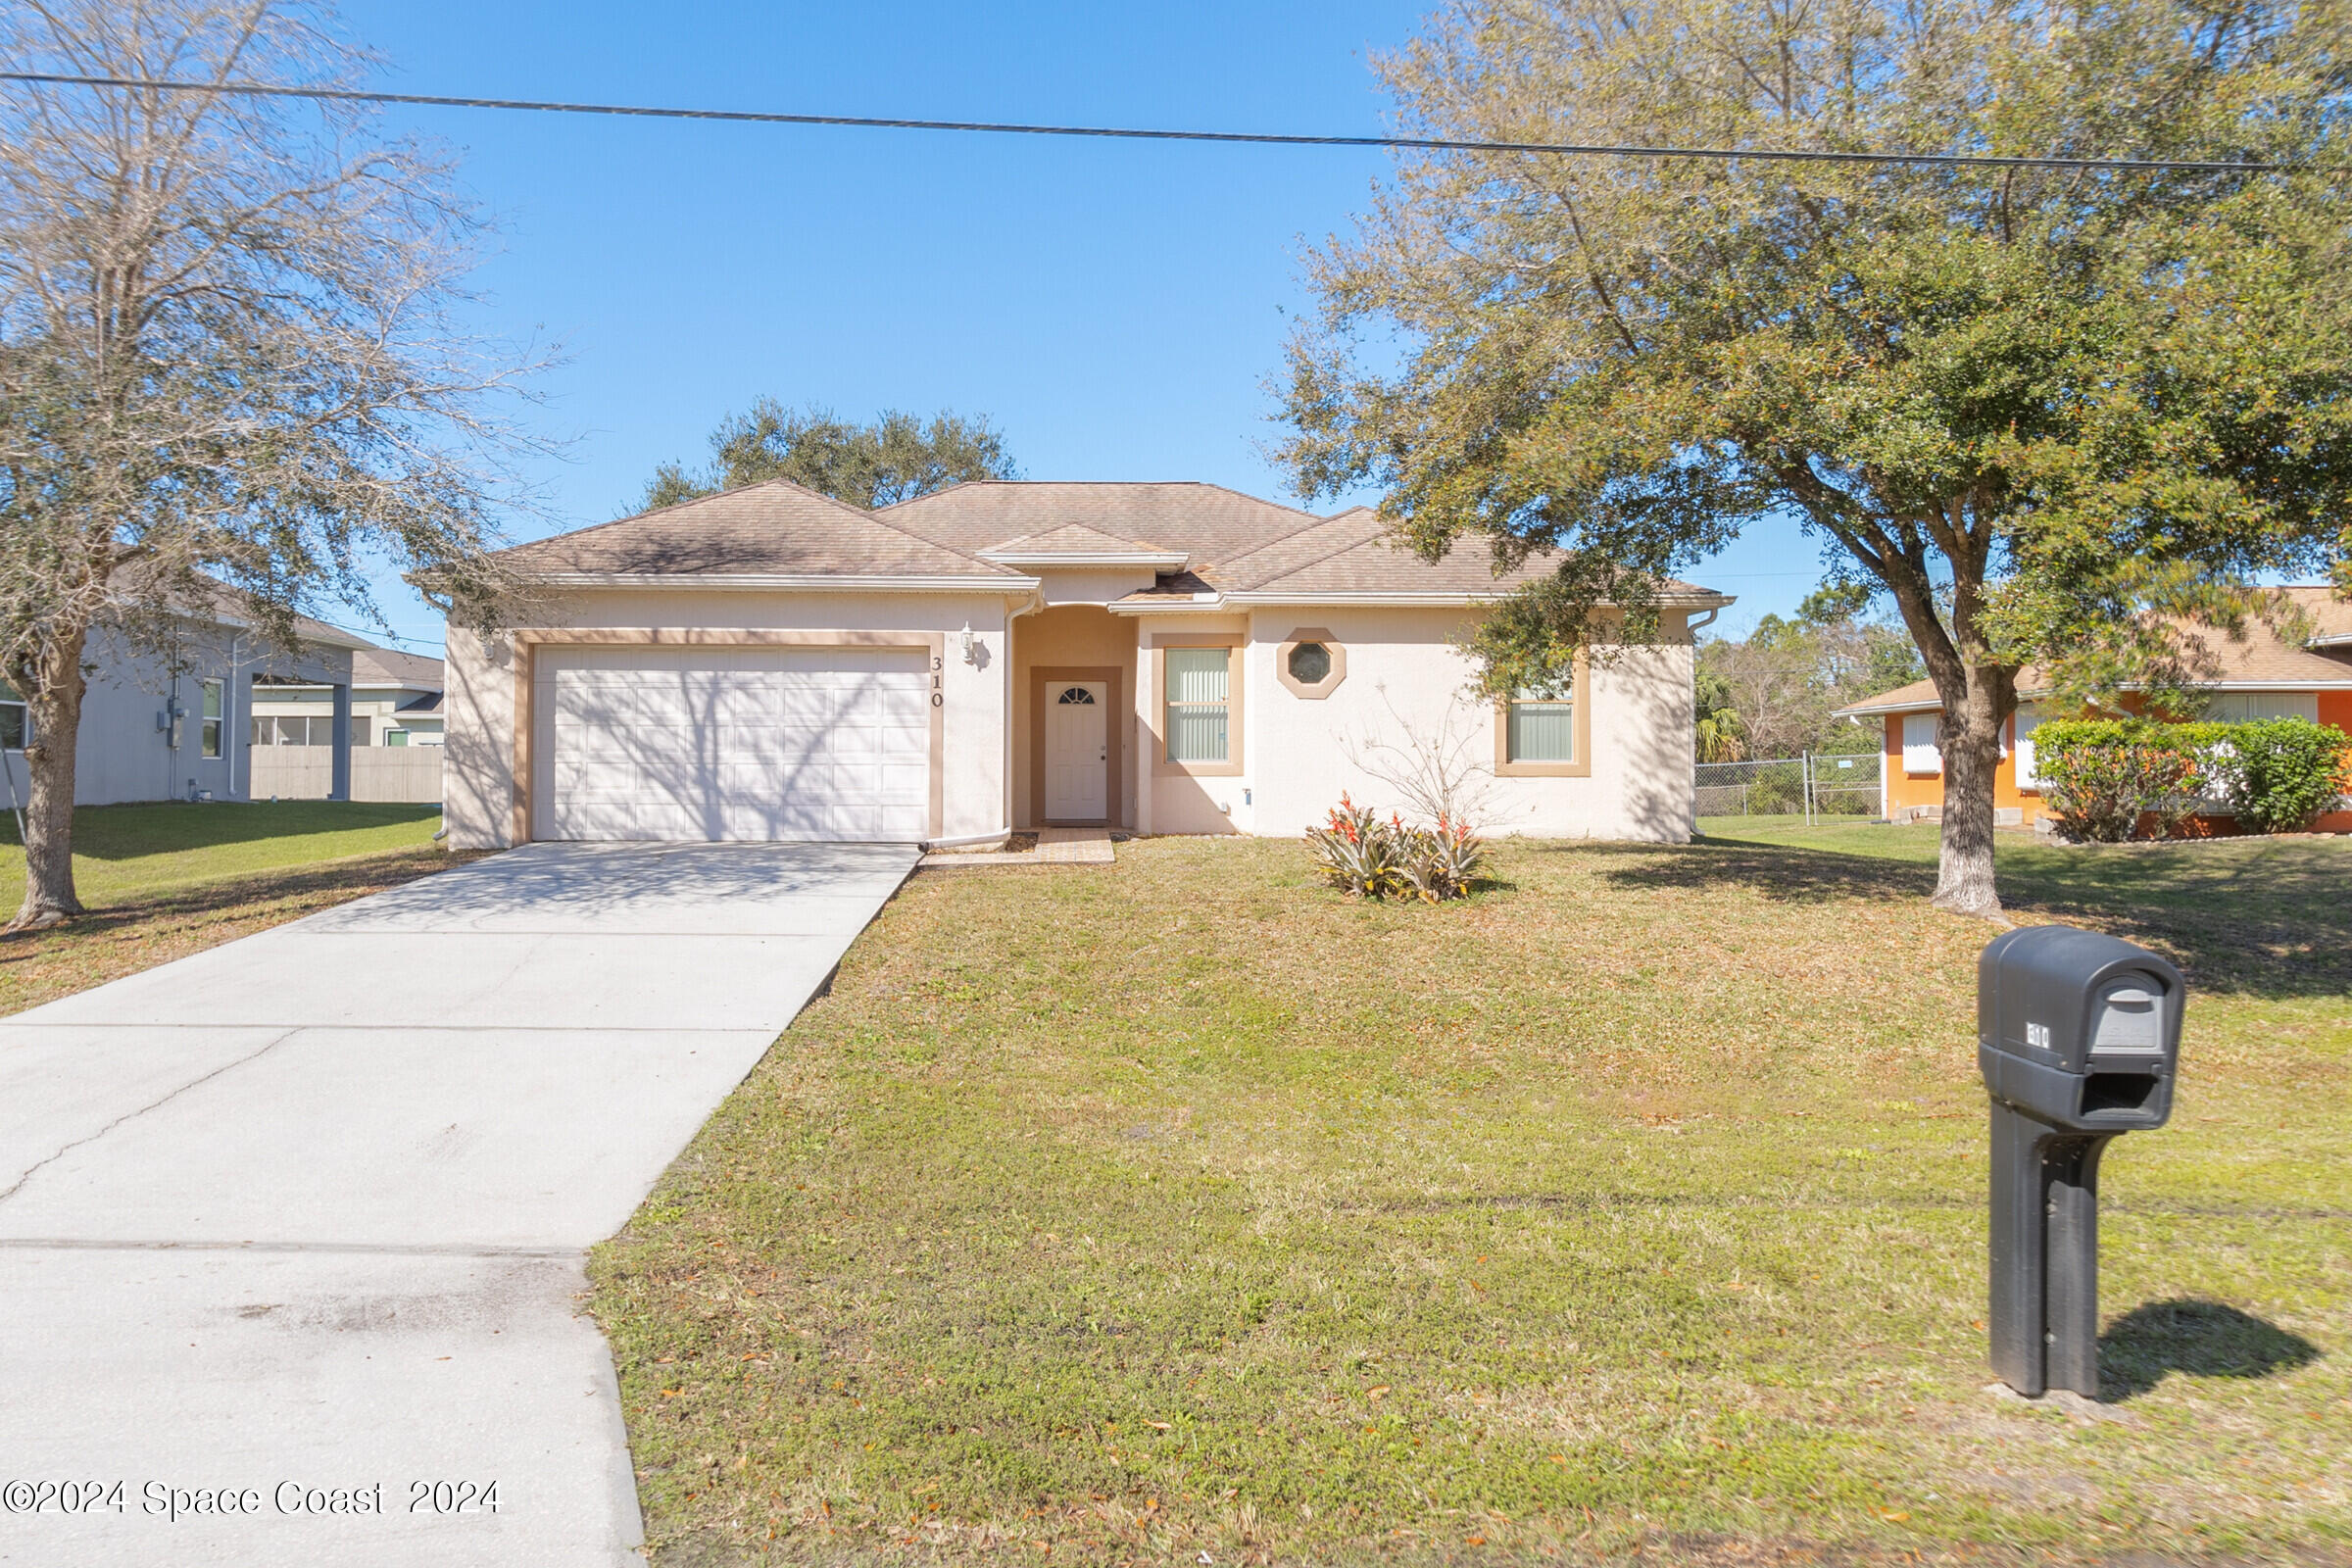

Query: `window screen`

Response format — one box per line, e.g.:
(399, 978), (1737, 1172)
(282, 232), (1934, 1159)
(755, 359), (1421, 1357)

(1164, 647), (1231, 762)
(200, 679), (224, 759)
(1902, 712), (1941, 774)
(1506, 695), (1576, 762)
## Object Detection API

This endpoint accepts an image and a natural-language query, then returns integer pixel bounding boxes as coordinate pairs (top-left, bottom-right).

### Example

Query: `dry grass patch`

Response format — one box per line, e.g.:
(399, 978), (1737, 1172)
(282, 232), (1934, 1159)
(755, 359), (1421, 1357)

(0, 844), (472, 1014)
(590, 831), (2351, 1566)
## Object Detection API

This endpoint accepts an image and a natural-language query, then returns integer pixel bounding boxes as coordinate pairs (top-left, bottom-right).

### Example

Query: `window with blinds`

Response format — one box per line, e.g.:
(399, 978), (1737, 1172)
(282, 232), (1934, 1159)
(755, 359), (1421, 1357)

(1164, 647), (1231, 763)
(1506, 692), (1576, 763)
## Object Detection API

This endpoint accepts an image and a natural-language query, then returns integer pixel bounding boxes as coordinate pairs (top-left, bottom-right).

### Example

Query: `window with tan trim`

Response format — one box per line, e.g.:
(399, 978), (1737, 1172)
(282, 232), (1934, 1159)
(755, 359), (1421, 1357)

(1165, 648), (1230, 761)
(1152, 634), (1245, 777)
(1494, 661), (1592, 778)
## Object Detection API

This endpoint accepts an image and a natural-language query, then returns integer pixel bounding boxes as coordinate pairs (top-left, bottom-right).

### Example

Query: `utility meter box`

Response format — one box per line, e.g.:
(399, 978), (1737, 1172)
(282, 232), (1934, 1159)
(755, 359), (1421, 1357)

(1976, 925), (2186, 1398)
(1979, 925), (2182, 1133)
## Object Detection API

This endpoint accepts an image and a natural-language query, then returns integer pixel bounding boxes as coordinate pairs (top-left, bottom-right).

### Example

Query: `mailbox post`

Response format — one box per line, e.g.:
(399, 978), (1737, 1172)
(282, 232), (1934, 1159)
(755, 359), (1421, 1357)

(1978, 926), (2183, 1397)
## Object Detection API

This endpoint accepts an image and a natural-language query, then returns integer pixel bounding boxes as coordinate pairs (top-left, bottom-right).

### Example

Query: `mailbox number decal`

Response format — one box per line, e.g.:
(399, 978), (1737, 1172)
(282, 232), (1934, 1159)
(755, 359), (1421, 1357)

(2026, 1022), (2051, 1050)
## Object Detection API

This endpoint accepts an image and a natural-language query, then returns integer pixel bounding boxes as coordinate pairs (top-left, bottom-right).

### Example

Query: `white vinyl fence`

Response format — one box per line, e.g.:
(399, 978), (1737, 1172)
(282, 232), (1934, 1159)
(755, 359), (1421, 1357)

(247, 747), (443, 804)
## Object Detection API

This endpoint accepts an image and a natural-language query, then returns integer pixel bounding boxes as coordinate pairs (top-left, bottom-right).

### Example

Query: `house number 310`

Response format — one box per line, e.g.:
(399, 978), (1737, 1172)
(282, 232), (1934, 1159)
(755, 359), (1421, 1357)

(930, 658), (944, 707)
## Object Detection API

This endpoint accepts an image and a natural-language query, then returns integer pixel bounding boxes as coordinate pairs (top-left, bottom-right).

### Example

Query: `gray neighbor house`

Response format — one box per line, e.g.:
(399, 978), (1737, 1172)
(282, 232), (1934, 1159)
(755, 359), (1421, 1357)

(0, 577), (445, 811)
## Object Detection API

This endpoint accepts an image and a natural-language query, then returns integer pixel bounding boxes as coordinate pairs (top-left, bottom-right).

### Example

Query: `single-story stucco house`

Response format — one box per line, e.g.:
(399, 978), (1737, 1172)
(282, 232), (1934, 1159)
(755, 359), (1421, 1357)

(2, 575), (379, 808)
(440, 481), (1731, 849)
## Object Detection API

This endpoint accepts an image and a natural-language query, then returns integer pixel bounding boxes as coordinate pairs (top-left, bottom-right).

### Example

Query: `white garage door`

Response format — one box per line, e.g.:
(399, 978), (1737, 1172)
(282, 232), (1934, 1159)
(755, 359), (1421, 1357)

(537, 647), (931, 842)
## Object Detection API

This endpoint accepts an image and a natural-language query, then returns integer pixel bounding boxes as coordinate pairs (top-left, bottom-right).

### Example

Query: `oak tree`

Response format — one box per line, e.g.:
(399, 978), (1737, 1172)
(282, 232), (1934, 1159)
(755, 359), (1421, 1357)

(1280, 0), (2352, 912)
(0, 0), (544, 929)
(634, 401), (1015, 514)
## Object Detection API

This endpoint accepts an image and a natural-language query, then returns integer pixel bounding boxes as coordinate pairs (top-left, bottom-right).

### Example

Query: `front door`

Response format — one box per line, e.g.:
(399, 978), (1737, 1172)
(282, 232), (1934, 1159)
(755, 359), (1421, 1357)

(1045, 681), (1108, 821)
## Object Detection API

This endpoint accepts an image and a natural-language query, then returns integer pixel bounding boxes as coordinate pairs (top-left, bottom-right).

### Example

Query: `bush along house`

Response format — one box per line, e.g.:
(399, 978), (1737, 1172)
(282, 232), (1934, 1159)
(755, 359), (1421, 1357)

(1832, 586), (2352, 835)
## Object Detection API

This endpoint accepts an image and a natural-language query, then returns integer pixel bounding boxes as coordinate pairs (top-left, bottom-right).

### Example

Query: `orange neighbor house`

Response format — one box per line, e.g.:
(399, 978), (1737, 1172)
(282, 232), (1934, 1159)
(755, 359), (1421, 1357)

(1831, 586), (2352, 834)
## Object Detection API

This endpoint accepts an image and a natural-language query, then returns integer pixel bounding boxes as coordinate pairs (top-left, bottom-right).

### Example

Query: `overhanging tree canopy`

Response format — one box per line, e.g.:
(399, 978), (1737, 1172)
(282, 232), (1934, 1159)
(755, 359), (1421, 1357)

(1278, 0), (2352, 913)
(634, 401), (1016, 514)
(0, 0), (547, 930)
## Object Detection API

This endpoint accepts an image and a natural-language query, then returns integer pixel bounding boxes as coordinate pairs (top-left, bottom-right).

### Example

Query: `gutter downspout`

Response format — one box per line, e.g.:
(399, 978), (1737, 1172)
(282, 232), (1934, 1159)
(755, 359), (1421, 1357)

(923, 828), (1015, 851)
(225, 635), (243, 801)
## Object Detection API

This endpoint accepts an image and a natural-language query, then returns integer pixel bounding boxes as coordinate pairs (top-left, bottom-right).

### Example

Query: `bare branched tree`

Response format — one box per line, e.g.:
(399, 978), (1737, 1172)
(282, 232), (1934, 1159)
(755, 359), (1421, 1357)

(1341, 686), (1495, 832)
(0, 0), (552, 929)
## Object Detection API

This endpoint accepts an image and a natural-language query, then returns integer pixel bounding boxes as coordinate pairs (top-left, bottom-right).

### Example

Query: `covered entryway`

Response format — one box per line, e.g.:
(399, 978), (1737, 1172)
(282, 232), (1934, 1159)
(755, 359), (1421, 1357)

(534, 646), (932, 842)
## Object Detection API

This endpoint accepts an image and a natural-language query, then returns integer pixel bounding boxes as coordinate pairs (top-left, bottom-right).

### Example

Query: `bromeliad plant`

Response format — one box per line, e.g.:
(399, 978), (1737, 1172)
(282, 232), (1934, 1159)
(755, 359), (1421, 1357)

(1396, 815), (1487, 902)
(1306, 796), (1487, 902)
(1306, 796), (1409, 899)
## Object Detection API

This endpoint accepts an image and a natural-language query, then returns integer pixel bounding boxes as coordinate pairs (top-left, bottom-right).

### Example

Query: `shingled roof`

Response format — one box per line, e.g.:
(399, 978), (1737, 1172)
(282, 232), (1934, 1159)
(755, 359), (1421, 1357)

(1836, 589), (2352, 715)
(880, 482), (1327, 574)
(494, 480), (1023, 580)
(352, 646), (444, 691)
(499, 479), (1729, 605)
(1210, 508), (1722, 600)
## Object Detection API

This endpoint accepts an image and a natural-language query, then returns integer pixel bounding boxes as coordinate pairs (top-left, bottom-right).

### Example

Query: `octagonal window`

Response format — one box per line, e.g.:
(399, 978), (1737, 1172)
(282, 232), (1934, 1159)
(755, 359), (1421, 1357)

(1287, 642), (1333, 685)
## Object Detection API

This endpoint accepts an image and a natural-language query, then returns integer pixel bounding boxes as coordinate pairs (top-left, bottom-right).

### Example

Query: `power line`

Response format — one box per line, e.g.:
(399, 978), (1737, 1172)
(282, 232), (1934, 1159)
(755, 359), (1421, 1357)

(0, 72), (2326, 175)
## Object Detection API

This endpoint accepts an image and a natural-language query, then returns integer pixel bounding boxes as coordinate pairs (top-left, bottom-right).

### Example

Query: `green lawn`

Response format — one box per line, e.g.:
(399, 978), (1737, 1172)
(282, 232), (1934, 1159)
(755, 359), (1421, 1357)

(590, 829), (2351, 1565)
(0, 802), (455, 1016)
(0, 800), (444, 911)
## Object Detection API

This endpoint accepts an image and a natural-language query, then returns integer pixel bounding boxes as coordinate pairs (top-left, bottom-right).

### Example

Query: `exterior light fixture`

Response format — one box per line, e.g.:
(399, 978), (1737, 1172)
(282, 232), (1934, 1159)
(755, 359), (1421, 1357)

(960, 623), (976, 664)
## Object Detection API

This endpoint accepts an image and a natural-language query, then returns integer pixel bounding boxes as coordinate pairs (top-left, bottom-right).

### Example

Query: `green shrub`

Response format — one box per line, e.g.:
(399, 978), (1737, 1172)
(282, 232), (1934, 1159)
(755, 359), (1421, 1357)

(2035, 716), (2351, 840)
(2034, 720), (2226, 842)
(2213, 718), (2352, 833)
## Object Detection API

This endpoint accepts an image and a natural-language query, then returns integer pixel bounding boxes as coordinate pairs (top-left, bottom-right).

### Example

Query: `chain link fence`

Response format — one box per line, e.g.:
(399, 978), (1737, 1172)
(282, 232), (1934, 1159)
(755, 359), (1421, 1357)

(1694, 753), (1884, 824)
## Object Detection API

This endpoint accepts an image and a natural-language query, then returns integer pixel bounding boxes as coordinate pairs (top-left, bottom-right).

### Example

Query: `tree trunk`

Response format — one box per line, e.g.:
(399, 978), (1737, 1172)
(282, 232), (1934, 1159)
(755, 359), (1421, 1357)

(8, 628), (91, 932)
(1931, 665), (2009, 917)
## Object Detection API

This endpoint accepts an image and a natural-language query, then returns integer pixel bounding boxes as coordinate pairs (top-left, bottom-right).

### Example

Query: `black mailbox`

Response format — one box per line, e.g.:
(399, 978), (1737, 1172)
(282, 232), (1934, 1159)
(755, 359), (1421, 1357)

(1977, 926), (2183, 1398)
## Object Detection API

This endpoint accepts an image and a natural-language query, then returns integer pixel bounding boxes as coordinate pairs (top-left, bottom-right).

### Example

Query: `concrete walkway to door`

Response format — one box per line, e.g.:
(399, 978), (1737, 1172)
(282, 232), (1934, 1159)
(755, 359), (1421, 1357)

(0, 841), (915, 1567)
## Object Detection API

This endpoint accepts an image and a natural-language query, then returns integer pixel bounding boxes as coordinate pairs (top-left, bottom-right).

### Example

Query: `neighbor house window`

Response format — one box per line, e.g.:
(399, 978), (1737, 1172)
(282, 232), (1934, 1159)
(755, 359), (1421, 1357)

(200, 679), (223, 759)
(2204, 691), (2320, 722)
(351, 716), (371, 747)
(252, 714), (334, 746)
(1901, 712), (1941, 774)
(2013, 707), (2041, 792)
(384, 728), (409, 748)
(1506, 691), (1577, 763)
(0, 683), (26, 752)
(1164, 647), (1231, 763)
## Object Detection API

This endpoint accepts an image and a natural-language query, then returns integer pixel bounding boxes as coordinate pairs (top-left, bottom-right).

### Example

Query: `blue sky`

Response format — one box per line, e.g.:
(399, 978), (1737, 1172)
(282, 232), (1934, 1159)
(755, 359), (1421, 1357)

(337, 0), (1822, 655)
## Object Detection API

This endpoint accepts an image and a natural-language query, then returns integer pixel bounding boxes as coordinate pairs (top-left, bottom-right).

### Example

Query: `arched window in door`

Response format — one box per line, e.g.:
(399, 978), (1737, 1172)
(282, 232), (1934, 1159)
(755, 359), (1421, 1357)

(1057, 687), (1097, 705)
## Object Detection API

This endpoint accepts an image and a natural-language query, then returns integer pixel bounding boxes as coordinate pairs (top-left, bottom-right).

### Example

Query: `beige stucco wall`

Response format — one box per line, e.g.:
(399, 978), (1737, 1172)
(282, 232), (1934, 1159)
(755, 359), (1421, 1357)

(440, 589), (1020, 849)
(442, 588), (1699, 849)
(1134, 613), (1253, 836)
(1226, 607), (1697, 843)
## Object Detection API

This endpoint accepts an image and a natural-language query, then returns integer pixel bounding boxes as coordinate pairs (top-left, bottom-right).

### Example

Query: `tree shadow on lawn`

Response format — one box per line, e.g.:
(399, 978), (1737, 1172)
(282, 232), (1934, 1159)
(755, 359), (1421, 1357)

(1573, 836), (2352, 1000)
(0, 847), (460, 955)
(2098, 1299), (2322, 1401)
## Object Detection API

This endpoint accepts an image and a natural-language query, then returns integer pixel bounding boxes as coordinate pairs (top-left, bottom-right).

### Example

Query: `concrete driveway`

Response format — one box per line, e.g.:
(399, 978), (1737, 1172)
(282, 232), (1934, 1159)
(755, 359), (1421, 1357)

(0, 841), (916, 1566)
